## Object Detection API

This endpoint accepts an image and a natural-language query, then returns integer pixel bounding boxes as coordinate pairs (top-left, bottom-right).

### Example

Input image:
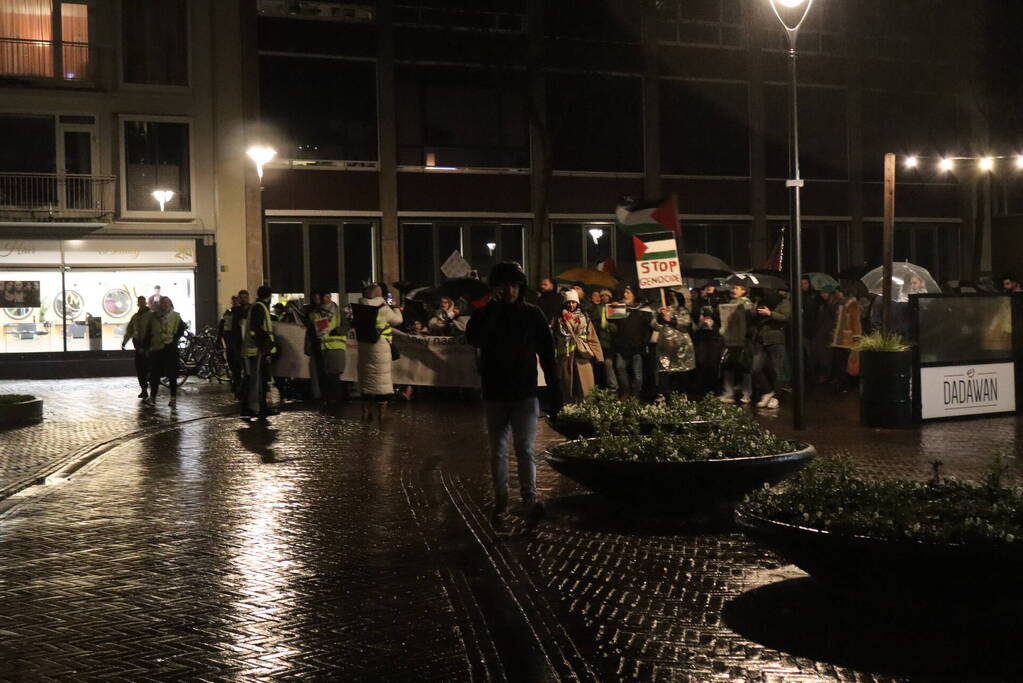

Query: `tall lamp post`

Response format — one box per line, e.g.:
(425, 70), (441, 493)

(247, 145), (277, 286)
(768, 0), (815, 431)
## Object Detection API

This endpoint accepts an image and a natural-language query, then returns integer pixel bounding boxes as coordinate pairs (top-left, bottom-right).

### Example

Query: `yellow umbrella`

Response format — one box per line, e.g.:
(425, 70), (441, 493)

(556, 268), (618, 288)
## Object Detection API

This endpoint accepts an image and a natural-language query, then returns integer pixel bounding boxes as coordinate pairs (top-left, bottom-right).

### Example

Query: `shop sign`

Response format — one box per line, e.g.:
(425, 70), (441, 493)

(0, 280), (41, 307)
(62, 239), (196, 267)
(0, 240), (62, 266)
(920, 362), (1016, 419)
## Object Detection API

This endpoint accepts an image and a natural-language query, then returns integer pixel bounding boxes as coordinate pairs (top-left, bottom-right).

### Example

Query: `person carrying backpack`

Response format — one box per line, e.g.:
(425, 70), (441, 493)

(352, 284), (403, 421)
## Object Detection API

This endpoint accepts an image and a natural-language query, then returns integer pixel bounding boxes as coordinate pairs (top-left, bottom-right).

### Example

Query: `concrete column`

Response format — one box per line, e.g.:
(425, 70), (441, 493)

(377, 0), (400, 286)
(641, 1), (661, 200)
(746, 0), (767, 266)
(844, 3), (865, 267)
(211, 0), (261, 308)
(527, 0), (549, 280)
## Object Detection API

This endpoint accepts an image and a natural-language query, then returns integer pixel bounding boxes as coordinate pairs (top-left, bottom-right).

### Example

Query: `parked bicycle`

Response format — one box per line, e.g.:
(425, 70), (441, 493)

(161, 326), (231, 387)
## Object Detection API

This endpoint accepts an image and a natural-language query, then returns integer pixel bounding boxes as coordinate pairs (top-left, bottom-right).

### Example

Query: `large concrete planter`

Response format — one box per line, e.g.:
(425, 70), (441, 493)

(0, 395), (43, 429)
(734, 510), (1023, 601)
(545, 439), (815, 512)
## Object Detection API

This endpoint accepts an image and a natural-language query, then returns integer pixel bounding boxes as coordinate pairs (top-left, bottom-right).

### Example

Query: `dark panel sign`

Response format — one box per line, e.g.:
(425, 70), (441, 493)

(0, 281), (41, 308)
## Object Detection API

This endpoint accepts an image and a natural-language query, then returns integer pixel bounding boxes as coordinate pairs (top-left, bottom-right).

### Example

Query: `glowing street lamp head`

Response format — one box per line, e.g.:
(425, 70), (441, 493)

(938, 158), (954, 172)
(246, 145), (277, 180)
(775, 0), (807, 6)
(904, 155), (918, 169)
(979, 156), (994, 172)
(151, 189), (174, 211)
(588, 227), (605, 244)
(1016, 156), (1023, 169)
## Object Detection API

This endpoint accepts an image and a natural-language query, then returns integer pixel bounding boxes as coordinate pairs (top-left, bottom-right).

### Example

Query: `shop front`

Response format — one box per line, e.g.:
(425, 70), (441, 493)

(0, 237), (203, 378)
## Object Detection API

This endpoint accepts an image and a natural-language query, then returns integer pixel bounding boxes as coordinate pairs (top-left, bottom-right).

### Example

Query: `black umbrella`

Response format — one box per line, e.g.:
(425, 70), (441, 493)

(726, 272), (788, 291)
(437, 277), (490, 303)
(680, 253), (735, 278)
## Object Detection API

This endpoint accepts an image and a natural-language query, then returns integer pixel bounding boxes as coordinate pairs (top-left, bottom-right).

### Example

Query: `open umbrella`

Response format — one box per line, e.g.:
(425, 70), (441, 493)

(726, 272), (788, 291)
(437, 277), (490, 303)
(861, 262), (941, 302)
(556, 267), (618, 289)
(804, 272), (838, 290)
(680, 253), (734, 278)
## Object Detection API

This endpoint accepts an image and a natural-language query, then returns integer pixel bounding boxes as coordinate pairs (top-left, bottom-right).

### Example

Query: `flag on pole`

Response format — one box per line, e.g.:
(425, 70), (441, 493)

(760, 229), (785, 271)
(632, 232), (678, 261)
(615, 194), (680, 236)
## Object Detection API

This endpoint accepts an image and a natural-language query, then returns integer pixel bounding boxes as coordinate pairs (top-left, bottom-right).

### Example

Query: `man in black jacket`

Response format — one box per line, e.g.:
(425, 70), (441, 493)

(535, 277), (563, 324)
(467, 262), (561, 525)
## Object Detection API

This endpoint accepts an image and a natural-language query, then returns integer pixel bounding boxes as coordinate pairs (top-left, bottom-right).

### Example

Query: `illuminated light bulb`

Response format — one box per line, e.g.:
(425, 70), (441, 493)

(246, 145), (277, 180)
(1016, 156), (1023, 169)
(151, 189), (174, 211)
(938, 158), (954, 172)
(588, 227), (604, 244)
(775, 0), (807, 6)
(904, 156), (918, 169)
(485, 242), (497, 254)
(979, 157), (994, 172)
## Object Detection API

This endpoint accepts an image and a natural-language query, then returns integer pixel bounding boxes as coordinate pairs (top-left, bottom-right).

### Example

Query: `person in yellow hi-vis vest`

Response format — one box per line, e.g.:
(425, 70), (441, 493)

(308, 290), (347, 405)
(144, 296), (186, 408)
(241, 285), (279, 421)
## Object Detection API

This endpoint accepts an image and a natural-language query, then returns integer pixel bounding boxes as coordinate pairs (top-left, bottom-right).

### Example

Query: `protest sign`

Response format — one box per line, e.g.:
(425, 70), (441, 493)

(632, 232), (683, 289)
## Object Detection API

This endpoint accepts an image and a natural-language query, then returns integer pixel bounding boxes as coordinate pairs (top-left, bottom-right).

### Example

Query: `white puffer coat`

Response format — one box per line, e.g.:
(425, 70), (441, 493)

(356, 296), (403, 396)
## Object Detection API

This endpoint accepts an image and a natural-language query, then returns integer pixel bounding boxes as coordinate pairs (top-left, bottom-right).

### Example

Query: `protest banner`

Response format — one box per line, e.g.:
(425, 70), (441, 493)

(271, 321), (312, 378)
(632, 231), (683, 289)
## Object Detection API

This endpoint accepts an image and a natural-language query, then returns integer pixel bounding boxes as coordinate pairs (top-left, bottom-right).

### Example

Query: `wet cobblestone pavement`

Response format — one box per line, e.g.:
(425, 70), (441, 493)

(0, 381), (1021, 681)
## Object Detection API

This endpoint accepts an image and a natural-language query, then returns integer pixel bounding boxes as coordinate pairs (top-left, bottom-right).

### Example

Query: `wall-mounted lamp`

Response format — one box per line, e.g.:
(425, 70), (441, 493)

(152, 189), (175, 211)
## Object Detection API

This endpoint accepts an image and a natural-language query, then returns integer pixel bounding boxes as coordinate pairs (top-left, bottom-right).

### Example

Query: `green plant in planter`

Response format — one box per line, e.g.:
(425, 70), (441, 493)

(558, 389), (733, 436)
(739, 457), (1023, 545)
(853, 330), (910, 352)
(550, 411), (798, 463)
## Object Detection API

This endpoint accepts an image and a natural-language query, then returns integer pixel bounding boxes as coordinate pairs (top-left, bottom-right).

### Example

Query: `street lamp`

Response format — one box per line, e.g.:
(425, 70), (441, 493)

(151, 189), (174, 212)
(768, 0), (815, 431)
(246, 145), (277, 182)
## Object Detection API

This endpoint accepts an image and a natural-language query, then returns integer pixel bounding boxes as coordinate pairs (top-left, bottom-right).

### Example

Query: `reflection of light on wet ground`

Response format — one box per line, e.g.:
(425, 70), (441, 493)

(226, 468), (301, 677)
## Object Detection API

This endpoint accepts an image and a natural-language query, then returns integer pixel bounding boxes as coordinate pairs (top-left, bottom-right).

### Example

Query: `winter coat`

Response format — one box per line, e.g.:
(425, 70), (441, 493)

(465, 298), (559, 401)
(651, 308), (695, 373)
(753, 297), (791, 347)
(612, 305), (653, 356)
(355, 296), (403, 396)
(831, 298), (862, 349)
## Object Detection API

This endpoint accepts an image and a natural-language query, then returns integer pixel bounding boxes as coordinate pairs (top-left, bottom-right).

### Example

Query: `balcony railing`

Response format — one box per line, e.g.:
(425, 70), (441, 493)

(0, 173), (116, 220)
(0, 37), (92, 82)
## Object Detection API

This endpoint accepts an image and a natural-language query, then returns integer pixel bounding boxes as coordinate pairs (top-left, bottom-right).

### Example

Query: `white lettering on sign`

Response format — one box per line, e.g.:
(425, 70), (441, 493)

(638, 258), (683, 289)
(920, 362), (1016, 420)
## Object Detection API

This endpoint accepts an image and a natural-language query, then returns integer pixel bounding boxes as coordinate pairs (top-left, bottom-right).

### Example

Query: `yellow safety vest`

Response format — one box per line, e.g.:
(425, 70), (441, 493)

(244, 301), (277, 357)
(309, 307), (346, 351)
(377, 308), (393, 341)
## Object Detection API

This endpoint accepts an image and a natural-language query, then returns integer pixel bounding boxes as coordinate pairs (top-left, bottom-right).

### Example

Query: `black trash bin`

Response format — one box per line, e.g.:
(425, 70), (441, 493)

(859, 349), (914, 428)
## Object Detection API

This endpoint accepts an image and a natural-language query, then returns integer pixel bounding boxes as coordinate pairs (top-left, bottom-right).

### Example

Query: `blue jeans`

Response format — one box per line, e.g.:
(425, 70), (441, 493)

(614, 353), (643, 395)
(483, 398), (539, 503)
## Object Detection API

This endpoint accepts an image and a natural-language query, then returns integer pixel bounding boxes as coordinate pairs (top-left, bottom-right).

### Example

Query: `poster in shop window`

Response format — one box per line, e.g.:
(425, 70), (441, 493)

(0, 281), (41, 308)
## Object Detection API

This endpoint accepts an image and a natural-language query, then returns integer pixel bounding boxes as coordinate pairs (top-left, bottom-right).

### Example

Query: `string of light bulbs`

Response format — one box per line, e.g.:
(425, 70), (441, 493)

(900, 154), (1023, 172)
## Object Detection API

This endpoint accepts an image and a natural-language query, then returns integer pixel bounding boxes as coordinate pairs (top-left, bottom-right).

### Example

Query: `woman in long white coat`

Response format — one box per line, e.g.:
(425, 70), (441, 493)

(354, 284), (403, 420)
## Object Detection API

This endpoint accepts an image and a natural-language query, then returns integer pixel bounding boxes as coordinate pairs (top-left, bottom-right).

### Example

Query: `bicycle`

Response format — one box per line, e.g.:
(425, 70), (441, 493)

(161, 326), (230, 387)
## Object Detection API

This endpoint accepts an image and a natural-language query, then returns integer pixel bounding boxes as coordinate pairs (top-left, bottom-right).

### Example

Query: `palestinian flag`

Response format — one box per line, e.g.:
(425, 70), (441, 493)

(615, 194), (680, 236)
(632, 231), (678, 262)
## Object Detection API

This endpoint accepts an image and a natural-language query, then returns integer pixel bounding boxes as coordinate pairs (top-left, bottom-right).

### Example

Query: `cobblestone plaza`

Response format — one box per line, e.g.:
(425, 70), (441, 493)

(0, 380), (1020, 681)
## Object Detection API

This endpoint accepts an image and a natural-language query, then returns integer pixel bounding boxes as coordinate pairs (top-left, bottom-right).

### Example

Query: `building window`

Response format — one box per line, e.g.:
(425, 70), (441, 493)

(654, 0), (744, 48)
(397, 66), (528, 169)
(121, 117), (193, 215)
(394, 2), (526, 33)
(0, 114), (56, 173)
(401, 221), (526, 286)
(864, 222), (959, 285)
(679, 222), (752, 271)
(547, 73), (643, 173)
(661, 80), (749, 176)
(267, 220), (378, 303)
(0, 0), (91, 81)
(545, 0), (640, 42)
(121, 0), (188, 86)
(551, 222), (616, 278)
(766, 85), (847, 180)
(260, 56), (377, 161)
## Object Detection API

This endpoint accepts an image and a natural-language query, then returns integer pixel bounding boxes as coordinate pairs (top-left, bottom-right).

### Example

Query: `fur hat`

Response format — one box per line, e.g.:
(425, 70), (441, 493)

(563, 289), (580, 304)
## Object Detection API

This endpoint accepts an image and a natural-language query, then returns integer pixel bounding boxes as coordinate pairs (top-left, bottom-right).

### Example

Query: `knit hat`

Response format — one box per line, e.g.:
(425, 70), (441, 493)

(563, 289), (580, 304)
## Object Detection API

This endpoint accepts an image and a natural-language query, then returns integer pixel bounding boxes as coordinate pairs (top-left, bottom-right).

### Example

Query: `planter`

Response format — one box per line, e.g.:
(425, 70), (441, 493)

(545, 440), (815, 511)
(0, 395), (43, 429)
(734, 510), (1023, 600)
(548, 416), (717, 440)
(859, 349), (913, 428)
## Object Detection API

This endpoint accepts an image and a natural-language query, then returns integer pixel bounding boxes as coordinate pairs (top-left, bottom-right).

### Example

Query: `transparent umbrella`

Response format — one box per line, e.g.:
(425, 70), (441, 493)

(861, 263), (941, 302)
